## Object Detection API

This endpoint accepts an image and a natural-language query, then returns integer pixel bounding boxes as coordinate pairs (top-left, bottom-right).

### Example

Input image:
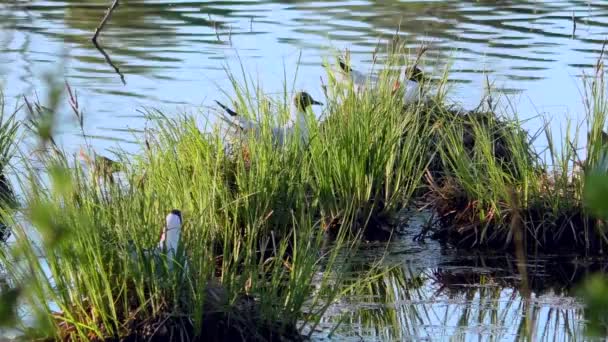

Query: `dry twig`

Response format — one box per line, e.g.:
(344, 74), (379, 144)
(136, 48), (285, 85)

(92, 0), (120, 44)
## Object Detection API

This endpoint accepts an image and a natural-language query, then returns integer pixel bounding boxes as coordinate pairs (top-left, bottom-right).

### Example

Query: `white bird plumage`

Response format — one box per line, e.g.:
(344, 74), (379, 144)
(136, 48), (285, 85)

(331, 57), (424, 104)
(126, 209), (184, 267)
(159, 209), (182, 258)
(215, 91), (323, 146)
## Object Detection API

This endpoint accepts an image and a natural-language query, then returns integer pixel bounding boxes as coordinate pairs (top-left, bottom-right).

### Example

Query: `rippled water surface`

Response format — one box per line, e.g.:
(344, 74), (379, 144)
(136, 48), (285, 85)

(1, 1), (608, 148)
(1, 1), (607, 340)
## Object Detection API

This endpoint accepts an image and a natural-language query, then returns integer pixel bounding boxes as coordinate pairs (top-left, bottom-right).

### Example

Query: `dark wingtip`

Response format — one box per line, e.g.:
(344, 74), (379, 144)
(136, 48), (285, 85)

(215, 100), (239, 116)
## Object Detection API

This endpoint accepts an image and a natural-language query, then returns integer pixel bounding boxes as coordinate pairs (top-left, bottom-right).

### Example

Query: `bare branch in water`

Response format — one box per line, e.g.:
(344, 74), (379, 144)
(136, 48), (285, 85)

(90, 0), (125, 83)
(92, 0), (120, 44)
(93, 42), (126, 85)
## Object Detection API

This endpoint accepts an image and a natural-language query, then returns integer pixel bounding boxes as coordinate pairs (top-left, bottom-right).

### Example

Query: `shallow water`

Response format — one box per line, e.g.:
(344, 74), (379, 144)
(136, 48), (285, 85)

(312, 212), (599, 341)
(0, 0), (607, 340)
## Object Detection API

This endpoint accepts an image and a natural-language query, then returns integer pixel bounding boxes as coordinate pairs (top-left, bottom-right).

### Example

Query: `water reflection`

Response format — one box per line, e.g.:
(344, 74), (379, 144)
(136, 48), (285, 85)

(0, 2), (606, 339)
(317, 240), (593, 341)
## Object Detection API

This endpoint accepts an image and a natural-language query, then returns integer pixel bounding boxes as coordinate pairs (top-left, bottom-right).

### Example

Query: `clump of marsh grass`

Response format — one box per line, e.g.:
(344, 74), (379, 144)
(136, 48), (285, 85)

(425, 58), (608, 253)
(0, 75), (383, 340)
(310, 88), (431, 239)
(208, 48), (435, 241)
(424, 103), (543, 247)
(3, 121), (360, 340)
(315, 46), (435, 240)
(1, 46), (437, 340)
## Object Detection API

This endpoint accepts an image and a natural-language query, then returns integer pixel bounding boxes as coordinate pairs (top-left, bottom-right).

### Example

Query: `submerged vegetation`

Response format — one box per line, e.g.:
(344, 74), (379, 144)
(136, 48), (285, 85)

(0, 41), (606, 340)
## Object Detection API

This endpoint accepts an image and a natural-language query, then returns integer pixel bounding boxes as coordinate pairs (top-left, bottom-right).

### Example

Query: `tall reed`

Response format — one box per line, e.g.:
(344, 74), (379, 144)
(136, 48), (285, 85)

(0, 52), (435, 339)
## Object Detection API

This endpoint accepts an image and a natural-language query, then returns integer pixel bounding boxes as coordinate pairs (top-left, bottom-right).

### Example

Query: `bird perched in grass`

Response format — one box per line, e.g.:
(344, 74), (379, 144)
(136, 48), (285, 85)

(127, 210), (184, 269)
(333, 57), (425, 104)
(395, 65), (425, 104)
(215, 91), (323, 146)
(159, 209), (182, 259)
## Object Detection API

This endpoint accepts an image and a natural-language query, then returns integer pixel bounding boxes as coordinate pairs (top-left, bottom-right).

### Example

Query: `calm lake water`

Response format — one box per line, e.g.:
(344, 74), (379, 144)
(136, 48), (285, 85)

(1, 0), (608, 340)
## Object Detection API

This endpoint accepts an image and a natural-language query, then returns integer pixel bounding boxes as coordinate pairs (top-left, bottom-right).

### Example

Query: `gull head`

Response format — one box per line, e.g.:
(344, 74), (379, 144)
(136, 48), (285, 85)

(159, 209), (182, 253)
(405, 66), (424, 83)
(294, 91), (323, 112)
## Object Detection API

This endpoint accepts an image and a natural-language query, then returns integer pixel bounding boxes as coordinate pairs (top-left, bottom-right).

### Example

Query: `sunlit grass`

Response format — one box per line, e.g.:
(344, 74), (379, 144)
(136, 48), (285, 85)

(425, 60), (608, 252)
(0, 50), (433, 340)
(0, 42), (607, 341)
